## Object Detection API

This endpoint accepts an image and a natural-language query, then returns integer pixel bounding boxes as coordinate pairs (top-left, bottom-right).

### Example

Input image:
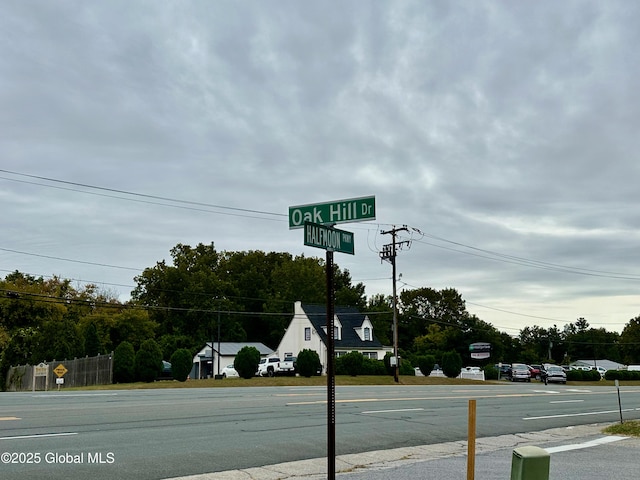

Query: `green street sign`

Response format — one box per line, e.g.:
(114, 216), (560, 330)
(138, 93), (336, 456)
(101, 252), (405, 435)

(289, 195), (375, 229)
(304, 221), (354, 255)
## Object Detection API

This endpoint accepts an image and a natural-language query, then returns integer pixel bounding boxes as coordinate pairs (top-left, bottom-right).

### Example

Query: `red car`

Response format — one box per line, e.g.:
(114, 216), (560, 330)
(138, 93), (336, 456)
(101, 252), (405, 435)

(528, 365), (541, 380)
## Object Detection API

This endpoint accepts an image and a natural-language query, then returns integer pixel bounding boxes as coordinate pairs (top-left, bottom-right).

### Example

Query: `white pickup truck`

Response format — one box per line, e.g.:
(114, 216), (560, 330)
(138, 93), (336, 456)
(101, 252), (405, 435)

(256, 357), (281, 377)
(279, 355), (297, 376)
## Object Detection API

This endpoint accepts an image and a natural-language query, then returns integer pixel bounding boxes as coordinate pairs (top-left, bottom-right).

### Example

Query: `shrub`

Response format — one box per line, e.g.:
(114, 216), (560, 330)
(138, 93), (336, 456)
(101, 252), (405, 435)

(416, 355), (436, 376)
(441, 351), (462, 378)
(361, 358), (386, 375)
(169, 348), (192, 382)
(234, 346), (260, 379)
(399, 358), (415, 375)
(383, 352), (394, 376)
(135, 339), (163, 382)
(605, 370), (620, 381)
(566, 369), (583, 381)
(585, 370), (601, 381)
(296, 349), (322, 377)
(340, 351), (364, 376)
(483, 365), (498, 380)
(113, 341), (135, 383)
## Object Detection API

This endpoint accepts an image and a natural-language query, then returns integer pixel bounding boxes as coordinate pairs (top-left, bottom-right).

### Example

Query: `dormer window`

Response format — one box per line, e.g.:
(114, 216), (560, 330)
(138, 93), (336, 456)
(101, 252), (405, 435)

(364, 327), (371, 341)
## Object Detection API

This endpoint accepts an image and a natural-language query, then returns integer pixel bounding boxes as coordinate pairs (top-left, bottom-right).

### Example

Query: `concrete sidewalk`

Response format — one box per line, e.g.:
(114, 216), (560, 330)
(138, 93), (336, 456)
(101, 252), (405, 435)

(167, 423), (638, 480)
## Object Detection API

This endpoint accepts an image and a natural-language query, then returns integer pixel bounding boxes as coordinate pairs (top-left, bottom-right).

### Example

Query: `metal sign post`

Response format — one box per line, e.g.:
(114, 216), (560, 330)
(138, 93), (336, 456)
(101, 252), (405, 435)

(289, 196), (374, 480)
(326, 250), (335, 480)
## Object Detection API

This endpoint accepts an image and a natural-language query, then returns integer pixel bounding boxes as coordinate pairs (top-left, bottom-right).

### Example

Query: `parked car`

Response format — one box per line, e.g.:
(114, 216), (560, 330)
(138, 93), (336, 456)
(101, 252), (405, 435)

(157, 360), (173, 380)
(571, 365), (591, 371)
(256, 357), (281, 377)
(221, 364), (239, 378)
(495, 363), (511, 379)
(279, 356), (297, 376)
(541, 364), (567, 384)
(592, 366), (607, 377)
(509, 363), (531, 382)
(528, 365), (541, 380)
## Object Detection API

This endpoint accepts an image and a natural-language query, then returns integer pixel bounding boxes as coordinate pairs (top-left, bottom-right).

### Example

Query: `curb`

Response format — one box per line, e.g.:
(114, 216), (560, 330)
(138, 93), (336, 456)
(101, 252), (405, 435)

(165, 423), (612, 480)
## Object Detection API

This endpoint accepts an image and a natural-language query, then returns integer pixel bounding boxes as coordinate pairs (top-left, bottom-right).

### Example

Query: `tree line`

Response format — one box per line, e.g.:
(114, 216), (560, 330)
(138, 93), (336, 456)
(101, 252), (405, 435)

(2, 242), (640, 387)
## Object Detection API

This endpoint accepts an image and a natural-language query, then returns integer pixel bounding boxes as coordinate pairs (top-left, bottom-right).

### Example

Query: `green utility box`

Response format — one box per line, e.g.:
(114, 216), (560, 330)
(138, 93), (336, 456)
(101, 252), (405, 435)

(510, 445), (550, 480)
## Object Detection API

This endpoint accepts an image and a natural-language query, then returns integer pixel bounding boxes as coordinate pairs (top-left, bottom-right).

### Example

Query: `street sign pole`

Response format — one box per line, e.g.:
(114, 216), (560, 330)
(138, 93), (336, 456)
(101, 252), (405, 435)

(289, 196), (374, 480)
(326, 249), (335, 480)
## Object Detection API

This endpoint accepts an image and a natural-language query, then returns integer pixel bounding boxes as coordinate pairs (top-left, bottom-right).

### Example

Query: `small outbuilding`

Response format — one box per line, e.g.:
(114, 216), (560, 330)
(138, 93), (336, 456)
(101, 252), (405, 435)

(191, 342), (273, 379)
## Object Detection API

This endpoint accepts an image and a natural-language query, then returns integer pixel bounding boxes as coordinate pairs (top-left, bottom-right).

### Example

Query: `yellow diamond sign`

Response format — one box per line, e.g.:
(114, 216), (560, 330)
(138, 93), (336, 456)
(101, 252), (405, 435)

(53, 364), (68, 378)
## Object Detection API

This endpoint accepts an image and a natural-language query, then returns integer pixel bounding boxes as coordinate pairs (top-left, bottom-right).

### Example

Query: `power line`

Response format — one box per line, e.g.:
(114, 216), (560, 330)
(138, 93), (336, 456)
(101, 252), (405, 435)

(407, 229), (640, 280)
(0, 169), (287, 220)
(0, 247), (142, 271)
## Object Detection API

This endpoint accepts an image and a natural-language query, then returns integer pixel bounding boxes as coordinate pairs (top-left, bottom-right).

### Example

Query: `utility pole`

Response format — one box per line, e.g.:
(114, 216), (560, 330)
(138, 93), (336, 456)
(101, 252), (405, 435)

(380, 225), (410, 383)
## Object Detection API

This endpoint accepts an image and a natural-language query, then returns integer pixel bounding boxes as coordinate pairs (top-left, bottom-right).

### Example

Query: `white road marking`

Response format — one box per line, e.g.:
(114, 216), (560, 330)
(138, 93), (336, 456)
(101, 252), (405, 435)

(546, 435), (628, 453)
(549, 400), (584, 404)
(32, 393), (118, 398)
(362, 408), (425, 414)
(0, 432), (78, 441)
(524, 408), (636, 420)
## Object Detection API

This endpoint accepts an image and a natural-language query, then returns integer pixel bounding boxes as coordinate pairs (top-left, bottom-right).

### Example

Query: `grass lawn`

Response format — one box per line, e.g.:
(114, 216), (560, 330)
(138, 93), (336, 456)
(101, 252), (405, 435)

(603, 420), (640, 437)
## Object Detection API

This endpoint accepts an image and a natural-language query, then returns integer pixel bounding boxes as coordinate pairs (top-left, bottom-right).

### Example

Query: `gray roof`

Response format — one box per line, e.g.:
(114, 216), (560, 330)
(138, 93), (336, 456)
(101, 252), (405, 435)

(204, 342), (273, 356)
(301, 303), (384, 350)
(573, 359), (625, 370)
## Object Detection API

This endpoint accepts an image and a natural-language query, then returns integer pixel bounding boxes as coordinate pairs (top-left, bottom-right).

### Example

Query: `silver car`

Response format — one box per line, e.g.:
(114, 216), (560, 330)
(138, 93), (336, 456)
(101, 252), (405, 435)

(509, 363), (531, 382)
(542, 365), (567, 384)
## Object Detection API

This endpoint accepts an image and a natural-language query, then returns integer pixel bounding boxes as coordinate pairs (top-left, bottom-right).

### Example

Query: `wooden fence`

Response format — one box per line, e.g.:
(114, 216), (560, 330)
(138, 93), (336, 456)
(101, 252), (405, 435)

(5, 353), (113, 391)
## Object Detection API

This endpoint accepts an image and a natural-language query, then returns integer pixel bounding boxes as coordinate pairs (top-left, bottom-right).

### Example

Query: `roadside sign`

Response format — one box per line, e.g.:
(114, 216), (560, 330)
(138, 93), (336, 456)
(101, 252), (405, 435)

(470, 342), (491, 360)
(34, 363), (48, 377)
(289, 195), (375, 229)
(53, 364), (68, 378)
(304, 222), (354, 255)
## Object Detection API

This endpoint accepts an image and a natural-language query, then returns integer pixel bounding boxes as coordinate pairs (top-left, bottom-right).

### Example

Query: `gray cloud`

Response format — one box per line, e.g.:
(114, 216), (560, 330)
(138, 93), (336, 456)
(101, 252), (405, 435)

(2, 1), (639, 335)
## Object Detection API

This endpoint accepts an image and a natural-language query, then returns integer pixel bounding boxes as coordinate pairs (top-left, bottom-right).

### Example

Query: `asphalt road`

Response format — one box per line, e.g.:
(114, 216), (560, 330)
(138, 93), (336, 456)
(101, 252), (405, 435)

(1, 382), (639, 480)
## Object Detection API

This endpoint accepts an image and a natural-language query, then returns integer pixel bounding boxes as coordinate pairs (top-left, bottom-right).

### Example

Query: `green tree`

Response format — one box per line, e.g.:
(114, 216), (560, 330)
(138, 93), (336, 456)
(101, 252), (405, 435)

(109, 309), (157, 351)
(621, 316), (640, 364)
(84, 322), (102, 357)
(113, 341), (135, 383)
(441, 350), (462, 378)
(366, 294), (392, 346)
(296, 349), (321, 377)
(169, 348), (193, 382)
(398, 287), (469, 352)
(32, 318), (83, 362)
(135, 339), (163, 382)
(234, 346), (260, 379)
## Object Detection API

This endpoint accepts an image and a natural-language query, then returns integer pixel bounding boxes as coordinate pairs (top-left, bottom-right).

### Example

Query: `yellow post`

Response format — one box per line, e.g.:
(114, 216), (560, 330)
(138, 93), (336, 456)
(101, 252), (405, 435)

(467, 399), (476, 480)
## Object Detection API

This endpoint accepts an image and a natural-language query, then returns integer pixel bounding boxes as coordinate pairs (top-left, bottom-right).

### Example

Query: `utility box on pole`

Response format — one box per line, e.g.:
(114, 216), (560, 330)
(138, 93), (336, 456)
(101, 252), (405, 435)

(510, 446), (549, 480)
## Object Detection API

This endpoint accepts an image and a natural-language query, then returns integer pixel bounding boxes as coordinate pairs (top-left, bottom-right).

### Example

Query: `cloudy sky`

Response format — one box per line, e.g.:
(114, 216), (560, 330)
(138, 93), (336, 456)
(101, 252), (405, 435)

(2, 1), (639, 336)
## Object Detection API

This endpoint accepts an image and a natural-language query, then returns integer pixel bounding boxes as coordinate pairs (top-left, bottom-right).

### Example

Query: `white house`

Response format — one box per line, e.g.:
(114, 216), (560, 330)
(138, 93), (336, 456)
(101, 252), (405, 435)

(191, 342), (273, 379)
(277, 301), (392, 373)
